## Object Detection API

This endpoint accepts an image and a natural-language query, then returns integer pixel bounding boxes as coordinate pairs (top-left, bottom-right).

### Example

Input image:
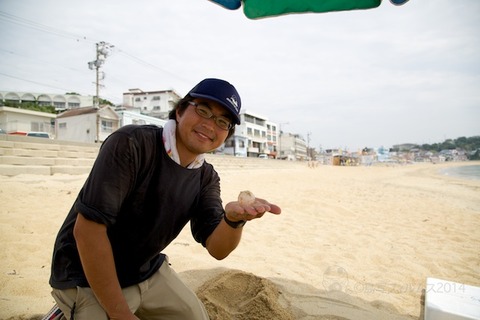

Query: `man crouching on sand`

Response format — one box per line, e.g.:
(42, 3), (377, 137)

(48, 78), (281, 320)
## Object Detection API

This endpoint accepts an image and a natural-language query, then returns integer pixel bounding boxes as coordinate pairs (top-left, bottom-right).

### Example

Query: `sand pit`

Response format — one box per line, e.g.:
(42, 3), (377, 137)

(1, 161), (479, 319)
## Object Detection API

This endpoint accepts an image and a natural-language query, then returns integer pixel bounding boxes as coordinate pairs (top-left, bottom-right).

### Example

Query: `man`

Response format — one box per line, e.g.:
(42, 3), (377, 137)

(49, 78), (281, 320)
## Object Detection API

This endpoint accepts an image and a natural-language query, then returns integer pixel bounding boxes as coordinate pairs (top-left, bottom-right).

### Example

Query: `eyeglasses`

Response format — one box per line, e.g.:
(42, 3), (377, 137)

(188, 101), (233, 131)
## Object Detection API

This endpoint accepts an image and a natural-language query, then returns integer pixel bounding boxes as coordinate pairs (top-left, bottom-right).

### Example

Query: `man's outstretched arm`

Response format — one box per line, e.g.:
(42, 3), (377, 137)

(205, 198), (281, 260)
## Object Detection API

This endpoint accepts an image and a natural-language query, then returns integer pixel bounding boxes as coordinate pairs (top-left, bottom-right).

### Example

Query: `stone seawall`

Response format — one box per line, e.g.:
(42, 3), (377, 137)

(0, 135), (304, 176)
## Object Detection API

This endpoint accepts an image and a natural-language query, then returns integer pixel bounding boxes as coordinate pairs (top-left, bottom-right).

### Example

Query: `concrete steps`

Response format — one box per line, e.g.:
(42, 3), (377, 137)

(0, 135), (304, 176)
(0, 135), (99, 176)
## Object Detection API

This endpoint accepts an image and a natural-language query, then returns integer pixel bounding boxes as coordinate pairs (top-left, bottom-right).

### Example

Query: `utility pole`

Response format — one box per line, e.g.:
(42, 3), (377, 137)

(88, 41), (114, 108)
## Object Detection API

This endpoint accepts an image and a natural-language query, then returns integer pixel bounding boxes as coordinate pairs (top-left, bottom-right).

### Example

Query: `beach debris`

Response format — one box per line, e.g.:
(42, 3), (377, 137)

(173, 242), (190, 247)
(238, 190), (255, 205)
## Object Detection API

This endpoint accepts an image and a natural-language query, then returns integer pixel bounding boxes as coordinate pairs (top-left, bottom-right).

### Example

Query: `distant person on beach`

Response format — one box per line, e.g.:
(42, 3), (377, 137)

(48, 78), (281, 320)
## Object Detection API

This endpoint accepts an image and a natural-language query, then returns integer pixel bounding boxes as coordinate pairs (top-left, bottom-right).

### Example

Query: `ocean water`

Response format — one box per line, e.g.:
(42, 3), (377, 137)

(441, 164), (480, 181)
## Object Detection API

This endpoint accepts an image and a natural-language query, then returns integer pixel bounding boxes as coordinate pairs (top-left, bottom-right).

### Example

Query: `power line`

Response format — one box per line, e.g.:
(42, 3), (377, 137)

(0, 47), (120, 102)
(0, 10), (190, 101)
(0, 71), (122, 103)
(115, 49), (190, 84)
(0, 48), (90, 74)
(0, 10), (96, 44)
(0, 10), (187, 83)
(0, 72), (85, 93)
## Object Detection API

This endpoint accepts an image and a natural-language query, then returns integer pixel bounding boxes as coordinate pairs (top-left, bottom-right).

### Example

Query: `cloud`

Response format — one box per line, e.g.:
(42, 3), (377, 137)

(0, 0), (479, 150)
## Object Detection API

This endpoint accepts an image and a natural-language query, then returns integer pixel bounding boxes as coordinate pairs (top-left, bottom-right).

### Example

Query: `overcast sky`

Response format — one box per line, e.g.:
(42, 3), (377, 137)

(1, 0), (479, 150)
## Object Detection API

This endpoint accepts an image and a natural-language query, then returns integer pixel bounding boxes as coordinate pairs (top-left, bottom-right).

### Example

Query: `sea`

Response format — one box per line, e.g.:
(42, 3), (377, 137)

(440, 164), (480, 181)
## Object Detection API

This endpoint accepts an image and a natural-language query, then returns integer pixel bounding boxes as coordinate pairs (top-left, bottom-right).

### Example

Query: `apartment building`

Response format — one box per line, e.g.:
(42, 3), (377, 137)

(222, 111), (278, 158)
(122, 89), (181, 119)
(0, 91), (93, 112)
(278, 132), (308, 160)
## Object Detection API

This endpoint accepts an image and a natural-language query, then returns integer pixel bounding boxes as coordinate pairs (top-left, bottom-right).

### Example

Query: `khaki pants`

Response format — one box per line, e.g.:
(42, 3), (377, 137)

(52, 258), (209, 320)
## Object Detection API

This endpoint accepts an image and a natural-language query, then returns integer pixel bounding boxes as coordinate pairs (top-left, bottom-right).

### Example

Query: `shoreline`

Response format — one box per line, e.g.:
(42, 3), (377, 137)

(437, 163), (480, 181)
(1, 161), (479, 319)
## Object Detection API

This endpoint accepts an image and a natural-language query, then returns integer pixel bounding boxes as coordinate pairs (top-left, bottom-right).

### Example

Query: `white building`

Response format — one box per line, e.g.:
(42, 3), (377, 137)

(222, 111), (279, 158)
(0, 106), (56, 136)
(279, 132), (308, 160)
(0, 91), (93, 112)
(56, 106), (120, 143)
(117, 110), (167, 127)
(122, 89), (181, 119)
(265, 120), (278, 157)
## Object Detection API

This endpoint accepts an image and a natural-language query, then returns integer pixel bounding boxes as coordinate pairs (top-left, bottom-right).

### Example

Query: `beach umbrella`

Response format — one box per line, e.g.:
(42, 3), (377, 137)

(209, 0), (410, 19)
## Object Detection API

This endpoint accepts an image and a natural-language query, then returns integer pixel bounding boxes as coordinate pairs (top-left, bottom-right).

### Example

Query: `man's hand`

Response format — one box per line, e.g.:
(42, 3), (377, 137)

(206, 194), (281, 260)
(224, 197), (281, 222)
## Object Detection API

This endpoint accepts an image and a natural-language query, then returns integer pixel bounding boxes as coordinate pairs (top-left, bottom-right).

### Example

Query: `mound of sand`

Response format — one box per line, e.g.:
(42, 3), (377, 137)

(196, 270), (294, 320)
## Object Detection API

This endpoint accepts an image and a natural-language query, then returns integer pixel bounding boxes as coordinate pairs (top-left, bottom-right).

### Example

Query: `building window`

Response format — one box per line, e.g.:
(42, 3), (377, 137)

(153, 106), (160, 111)
(152, 96), (160, 101)
(59, 123), (67, 129)
(255, 118), (265, 126)
(225, 139), (235, 147)
(31, 122), (49, 132)
(135, 97), (141, 102)
(68, 102), (80, 108)
(101, 120), (114, 132)
(244, 115), (254, 123)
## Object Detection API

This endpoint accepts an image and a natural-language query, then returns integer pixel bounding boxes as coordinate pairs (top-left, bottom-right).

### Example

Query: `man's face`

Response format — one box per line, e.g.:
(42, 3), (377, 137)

(176, 99), (232, 158)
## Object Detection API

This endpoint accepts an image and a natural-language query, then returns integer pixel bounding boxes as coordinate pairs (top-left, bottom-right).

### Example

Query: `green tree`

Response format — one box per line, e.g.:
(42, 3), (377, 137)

(3, 101), (56, 114)
(99, 98), (114, 106)
(415, 136), (480, 152)
(469, 150), (480, 160)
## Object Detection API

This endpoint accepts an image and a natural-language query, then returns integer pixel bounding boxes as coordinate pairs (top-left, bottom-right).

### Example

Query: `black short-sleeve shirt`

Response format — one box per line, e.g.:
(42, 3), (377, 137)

(49, 125), (224, 289)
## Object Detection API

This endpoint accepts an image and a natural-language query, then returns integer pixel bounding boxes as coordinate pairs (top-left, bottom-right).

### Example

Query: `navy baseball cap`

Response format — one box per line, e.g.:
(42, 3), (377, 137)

(390, 0), (409, 4)
(187, 78), (241, 125)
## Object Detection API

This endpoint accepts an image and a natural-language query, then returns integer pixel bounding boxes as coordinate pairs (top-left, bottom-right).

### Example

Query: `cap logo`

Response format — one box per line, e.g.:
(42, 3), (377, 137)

(226, 95), (239, 113)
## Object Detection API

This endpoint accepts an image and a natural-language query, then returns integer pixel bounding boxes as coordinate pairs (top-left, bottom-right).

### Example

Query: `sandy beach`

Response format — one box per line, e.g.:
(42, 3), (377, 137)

(1, 161), (479, 319)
